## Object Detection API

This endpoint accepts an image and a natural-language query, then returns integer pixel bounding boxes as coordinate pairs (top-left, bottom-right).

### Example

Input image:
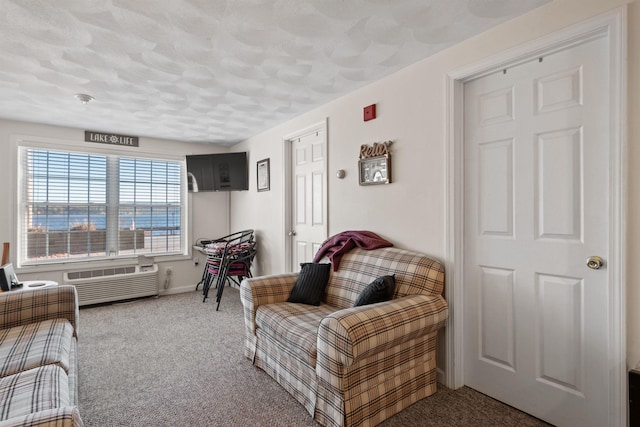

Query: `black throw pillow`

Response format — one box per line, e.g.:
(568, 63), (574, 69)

(287, 263), (331, 306)
(353, 274), (396, 307)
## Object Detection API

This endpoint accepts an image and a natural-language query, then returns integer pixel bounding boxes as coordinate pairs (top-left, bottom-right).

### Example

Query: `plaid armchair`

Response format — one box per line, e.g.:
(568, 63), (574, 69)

(240, 247), (448, 427)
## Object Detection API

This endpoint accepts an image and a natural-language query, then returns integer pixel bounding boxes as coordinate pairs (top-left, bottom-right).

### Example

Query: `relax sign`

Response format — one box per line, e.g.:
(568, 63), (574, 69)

(359, 140), (392, 159)
(85, 131), (139, 147)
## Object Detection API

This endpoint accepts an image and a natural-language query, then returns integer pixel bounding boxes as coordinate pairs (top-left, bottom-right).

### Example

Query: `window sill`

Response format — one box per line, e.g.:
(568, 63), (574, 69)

(17, 253), (191, 275)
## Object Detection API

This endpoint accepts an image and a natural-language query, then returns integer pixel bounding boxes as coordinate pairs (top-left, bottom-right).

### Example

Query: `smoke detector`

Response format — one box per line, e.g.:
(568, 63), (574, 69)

(74, 93), (94, 104)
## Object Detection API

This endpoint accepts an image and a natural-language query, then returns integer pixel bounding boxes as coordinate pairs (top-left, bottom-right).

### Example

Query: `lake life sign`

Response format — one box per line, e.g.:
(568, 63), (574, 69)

(85, 130), (139, 147)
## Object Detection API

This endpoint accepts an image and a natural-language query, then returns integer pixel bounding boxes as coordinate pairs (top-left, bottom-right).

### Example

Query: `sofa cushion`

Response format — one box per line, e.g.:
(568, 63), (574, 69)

(0, 365), (69, 421)
(354, 275), (396, 307)
(287, 263), (331, 306)
(256, 302), (336, 366)
(0, 319), (74, 378)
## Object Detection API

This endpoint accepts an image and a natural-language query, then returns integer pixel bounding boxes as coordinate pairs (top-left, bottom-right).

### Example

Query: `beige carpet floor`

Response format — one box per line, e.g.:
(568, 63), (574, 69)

(78, 287), (552, 426)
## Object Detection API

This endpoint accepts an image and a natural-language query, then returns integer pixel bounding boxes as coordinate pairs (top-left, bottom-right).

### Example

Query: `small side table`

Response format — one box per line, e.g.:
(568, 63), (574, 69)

(20, 280), (58, 291)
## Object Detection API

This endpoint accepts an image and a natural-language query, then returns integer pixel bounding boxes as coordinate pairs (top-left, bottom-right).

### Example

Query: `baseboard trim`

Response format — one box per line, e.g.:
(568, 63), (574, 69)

(160, 282), (242, 297)
(160, 284), (197, 296)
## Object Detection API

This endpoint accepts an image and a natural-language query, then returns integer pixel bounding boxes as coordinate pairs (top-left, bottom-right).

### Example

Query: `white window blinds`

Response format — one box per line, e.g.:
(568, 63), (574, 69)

(18, 147), (184, 265)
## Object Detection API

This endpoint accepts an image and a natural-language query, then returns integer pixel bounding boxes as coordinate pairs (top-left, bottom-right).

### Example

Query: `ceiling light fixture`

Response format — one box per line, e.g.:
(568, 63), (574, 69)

(74, 93), (94, 104)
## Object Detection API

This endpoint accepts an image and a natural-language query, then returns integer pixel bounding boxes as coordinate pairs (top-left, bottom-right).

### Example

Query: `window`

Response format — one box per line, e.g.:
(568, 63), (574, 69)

(18, 147), (185, 265)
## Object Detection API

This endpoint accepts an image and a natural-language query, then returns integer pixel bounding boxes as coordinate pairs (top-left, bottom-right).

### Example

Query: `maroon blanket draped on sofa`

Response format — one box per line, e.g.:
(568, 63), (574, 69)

(312, 230), (393, 271)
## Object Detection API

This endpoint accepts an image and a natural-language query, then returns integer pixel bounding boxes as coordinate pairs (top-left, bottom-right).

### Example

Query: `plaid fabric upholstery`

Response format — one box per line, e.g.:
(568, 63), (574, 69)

(67, 340), (77, 407)
(323, 247), (445, 310)
(240, 273), (298, 360)
(316, 333), (438, 427)
(316, 295), (448, 373)
(254, 331), (319, 415)
(0, 287), (81, 426)
(256, 303), (336, 366)
(0, 287), (79, 338)
(316, 300), (446, 427)
(0, 366), (69, 421)
(241, 247), (449, 427)
(0, 406), (83, 427)
(0, 319), (74, 378)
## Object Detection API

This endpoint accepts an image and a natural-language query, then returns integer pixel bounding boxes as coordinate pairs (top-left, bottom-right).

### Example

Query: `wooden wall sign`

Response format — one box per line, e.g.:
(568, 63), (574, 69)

(359, 140), (392, 159)
(359, 141), (393, 185)
(85, 130), (139, 147)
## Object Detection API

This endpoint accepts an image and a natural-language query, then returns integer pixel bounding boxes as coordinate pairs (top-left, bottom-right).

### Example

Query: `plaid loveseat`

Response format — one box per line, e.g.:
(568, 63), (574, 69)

(240, 247), (448, 427)
(0, 285), (83, 427)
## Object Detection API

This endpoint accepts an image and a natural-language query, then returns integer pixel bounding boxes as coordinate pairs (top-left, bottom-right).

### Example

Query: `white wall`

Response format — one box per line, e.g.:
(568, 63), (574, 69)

(229, 60), (450, 276)
(0, 118), (230, 294)
(230, 0), (640, 372)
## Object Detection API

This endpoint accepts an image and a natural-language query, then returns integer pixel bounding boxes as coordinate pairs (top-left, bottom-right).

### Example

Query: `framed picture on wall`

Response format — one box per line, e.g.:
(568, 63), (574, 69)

(257, 158), (270, 192)
(359, 155), (391, 185)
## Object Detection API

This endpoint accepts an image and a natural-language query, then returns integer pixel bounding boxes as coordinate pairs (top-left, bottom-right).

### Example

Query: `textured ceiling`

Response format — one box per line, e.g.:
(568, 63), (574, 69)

(0, 0), (549, 146)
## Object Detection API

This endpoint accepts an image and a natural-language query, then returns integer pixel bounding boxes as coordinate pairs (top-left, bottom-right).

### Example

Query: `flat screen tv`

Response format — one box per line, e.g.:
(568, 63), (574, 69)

(186, 152), (248, 192)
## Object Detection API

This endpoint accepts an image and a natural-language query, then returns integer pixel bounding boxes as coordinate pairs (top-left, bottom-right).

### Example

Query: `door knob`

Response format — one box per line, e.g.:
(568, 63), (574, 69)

(288, 230), (296, 236)
(586, 256), (604, 270)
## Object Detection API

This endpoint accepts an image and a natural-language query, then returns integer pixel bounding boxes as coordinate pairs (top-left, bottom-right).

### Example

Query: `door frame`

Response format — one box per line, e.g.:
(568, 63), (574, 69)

(282, 119), (328, 272)
(445, 7), (627, 425)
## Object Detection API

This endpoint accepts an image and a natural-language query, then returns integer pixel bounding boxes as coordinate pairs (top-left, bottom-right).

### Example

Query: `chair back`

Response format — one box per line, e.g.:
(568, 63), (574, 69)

(204, 229), (256, 280)
(321, 247), (445, 310)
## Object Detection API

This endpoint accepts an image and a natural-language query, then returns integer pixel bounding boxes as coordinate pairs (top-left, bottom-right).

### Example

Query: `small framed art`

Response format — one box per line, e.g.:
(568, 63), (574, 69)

(359, 155), (391, 185)
(257, 158), (270, 192)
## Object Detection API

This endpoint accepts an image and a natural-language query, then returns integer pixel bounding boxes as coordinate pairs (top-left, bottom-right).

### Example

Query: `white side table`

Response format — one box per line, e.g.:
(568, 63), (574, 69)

(21, 280), (58, 290)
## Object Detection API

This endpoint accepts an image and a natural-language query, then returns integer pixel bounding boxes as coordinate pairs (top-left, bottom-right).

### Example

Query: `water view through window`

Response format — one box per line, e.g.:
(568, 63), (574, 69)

(21, 148), (183, 263)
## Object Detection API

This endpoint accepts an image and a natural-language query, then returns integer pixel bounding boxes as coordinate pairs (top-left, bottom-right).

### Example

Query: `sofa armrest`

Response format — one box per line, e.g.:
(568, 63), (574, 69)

(316, 294), (448, 379)
(240, 273), (298, 334)
(0, 286), (79, 337)
(0, 406), (83, 427)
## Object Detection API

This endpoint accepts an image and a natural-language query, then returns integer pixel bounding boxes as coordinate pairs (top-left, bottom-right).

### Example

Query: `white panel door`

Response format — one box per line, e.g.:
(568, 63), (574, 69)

(463, 34), (610, 427)
(290, 129), (327, 270)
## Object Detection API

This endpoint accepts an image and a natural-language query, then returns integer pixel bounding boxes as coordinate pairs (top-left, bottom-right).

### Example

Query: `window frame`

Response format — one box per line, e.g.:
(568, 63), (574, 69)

(16, 139), (189, 268)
